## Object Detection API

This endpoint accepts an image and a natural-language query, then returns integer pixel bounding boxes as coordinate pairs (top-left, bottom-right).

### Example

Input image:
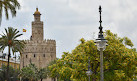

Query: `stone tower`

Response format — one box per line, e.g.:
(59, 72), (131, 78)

(20, 8), (56, 81)
(32, 8), (43, 41)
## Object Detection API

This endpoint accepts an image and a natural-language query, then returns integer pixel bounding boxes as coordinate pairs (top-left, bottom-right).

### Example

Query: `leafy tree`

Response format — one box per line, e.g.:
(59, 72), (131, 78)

(0, 0), (20, 24)
(20, 63), (48, 81)
(0, 65), (20, 81)
(20, 63), (39, 81)
(123, 37), (134, 47)
(38, 68), (48, 81)
(0, 27), (25, 81)
(48, 30), (137, 81)
(47, 59), (59, 81)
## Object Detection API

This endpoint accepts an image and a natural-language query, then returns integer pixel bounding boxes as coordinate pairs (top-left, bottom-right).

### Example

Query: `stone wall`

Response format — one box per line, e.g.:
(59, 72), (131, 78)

(20, 8), (56, 81)
(20, 39), (56, 69)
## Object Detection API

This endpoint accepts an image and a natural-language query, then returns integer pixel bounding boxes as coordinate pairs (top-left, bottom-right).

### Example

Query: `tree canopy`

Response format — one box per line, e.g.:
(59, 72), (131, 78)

(0, 27), (25, 81)
(20, 63), (47, 81)
(0, 65), (20, 81)
(48, 30), (137, 81)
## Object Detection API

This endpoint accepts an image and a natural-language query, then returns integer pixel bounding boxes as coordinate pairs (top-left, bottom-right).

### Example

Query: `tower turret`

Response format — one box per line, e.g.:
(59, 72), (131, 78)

(34, 8), (41, 21)
(32, 8), (43, 41)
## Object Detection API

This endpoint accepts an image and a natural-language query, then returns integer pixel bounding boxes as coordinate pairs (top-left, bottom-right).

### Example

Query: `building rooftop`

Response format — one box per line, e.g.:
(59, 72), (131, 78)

(0, 58), (20, 64)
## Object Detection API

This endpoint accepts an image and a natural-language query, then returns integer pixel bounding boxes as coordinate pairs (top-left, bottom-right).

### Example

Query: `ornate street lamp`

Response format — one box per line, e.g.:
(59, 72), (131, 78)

(95, 6), (107, 81)
(86, 58), (93, 81)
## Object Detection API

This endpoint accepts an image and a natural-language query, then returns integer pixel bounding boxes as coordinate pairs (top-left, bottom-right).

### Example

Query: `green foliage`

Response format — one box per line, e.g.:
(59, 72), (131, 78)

(0, 27), (25, 81)
(38, 68), (48, 81)
(48, 30), (137, 81)
(0, 27), (25, 54)
(0, 65), (20, 81)
(20, 63), (47, 81)
(47, 59), (59, 81)
(123, 37), (134, 47)
(20, 63), (39, 81)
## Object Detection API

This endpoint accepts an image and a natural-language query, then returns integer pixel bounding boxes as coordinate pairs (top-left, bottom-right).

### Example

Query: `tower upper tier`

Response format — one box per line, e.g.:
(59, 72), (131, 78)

(32, 8), (43, 41)
(33, 8), (41, 21)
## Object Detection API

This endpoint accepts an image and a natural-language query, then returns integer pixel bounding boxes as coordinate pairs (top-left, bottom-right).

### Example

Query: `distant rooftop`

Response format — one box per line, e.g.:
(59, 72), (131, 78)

(0, 58), (20, 64)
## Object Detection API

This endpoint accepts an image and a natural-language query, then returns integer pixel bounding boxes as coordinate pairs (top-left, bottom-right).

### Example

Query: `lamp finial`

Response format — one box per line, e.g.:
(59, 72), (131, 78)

(98, 5), (104, 39)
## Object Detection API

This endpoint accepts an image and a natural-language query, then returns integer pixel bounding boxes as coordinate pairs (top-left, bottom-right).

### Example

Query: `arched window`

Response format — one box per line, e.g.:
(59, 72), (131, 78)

(26, 55), (27, 58)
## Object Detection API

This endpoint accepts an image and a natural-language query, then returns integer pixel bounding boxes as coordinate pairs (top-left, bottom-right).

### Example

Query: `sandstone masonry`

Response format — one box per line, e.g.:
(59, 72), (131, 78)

(20, 8), (56, 81)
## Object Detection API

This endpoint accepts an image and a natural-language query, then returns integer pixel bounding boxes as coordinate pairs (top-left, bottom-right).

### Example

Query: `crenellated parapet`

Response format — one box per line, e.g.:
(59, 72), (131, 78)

(23, 39), (56, 53)
(24, 39), (56, 45)
(21, 8), (56, 75)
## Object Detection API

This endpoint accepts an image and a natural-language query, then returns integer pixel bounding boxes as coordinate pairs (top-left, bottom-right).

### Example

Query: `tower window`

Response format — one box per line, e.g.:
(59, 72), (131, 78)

(36, 18), (38, 20)
(26, 55), (27, 58)
(34, 54), (36, 57)
(43, 54), (45, 57)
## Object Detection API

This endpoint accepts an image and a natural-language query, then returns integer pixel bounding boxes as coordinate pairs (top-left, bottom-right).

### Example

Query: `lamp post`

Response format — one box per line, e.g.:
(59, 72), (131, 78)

(95, 6), (107, 81)
(86, 57), (93, 81)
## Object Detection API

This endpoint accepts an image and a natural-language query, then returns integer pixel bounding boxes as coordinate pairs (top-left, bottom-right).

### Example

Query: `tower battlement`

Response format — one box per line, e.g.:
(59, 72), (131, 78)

(21, 8), (56, 75)
(24, 39), (56, 45)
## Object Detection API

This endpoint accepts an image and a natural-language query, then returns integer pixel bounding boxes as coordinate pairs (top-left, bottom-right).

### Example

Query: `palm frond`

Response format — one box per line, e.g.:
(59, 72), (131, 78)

(13, 34), (23, 39)
(4, 3), (9, 20)
(0, 27), (25, 53)
(0, 0), (20, 25)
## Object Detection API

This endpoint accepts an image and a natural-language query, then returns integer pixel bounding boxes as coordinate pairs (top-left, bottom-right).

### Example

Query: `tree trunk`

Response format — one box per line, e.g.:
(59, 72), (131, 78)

(54, 78), (56, 81)
(92, 78), (96, 81)
(7, 46), (10, 81)
(14, 53), (16, 69)
(41, 78), (43, 81)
